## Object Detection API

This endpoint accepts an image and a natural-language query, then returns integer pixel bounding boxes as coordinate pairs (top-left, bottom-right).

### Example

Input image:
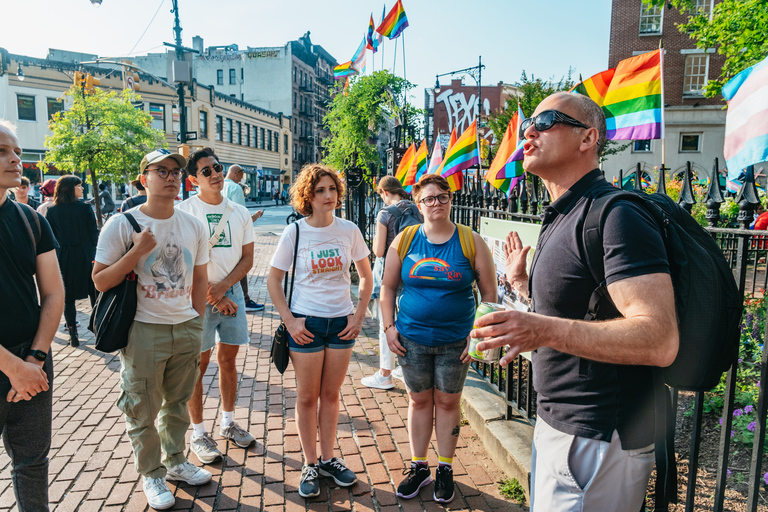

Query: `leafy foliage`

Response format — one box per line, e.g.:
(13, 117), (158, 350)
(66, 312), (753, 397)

(499, 478), (527, 503)
(322, 71), (421, 172)
(44, 86), (166, 186)
(643, 0), (768, 97)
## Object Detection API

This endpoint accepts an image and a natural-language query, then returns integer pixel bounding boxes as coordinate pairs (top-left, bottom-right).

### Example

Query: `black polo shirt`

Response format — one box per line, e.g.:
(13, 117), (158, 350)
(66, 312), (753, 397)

(529, 169), (669, 449)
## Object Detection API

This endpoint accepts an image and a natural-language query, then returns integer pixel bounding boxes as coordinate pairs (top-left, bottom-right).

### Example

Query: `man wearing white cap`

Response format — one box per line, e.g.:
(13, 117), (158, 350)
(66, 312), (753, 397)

(92, 148), (212, 510)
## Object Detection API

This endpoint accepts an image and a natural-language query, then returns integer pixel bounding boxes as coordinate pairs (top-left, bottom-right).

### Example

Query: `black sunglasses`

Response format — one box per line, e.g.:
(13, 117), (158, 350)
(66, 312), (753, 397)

(518, 110), (590, 140)
(199, 163), (224, 177)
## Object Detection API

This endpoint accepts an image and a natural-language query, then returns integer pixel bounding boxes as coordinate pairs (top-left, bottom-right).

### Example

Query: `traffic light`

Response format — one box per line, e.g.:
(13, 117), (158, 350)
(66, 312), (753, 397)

(74, 71), (85, 89)
(85, 74), (100, 93)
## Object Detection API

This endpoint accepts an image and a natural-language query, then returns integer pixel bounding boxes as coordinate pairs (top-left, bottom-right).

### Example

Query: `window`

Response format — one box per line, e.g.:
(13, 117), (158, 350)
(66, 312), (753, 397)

(46, 98), (64, 120)
(172, 105), (182, 133)
(235, 121), (241, 145)
(150, 103), (165, 131)
(691, 0), (712, 15)
(293, 92), (297, 108)
(17, 94), (36, 121)
(294, 66), (297, 83)
(284, 134), (289, 154)
(274, 132), (279, 153)
(633, 140), (651, 152)
(217, 69), (224, 85)
(294, 119), (297, 134)
(267, 130), (273, 151)
(252, 126), (257, 147)
(309, 77), (313, 89)
(229, 69), (236, 85)
(225, 118), (232, 143)
(244, 124), (250, 147)
(215, 115), (223, 141)
(683, 54), (709, 95)
(260, 128), (265, 149)
(199, 110), (208, 139)
(639, 3), (662, 34)
(680, 134), (701, 152)
(294, 144), (297, 159)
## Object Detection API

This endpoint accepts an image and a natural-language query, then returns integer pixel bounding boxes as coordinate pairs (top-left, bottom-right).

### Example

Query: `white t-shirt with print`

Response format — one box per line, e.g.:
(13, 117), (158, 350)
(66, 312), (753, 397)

(270, 217), (370, 318)
(176, 195), (255, 283)
(95, 208), (209, 325)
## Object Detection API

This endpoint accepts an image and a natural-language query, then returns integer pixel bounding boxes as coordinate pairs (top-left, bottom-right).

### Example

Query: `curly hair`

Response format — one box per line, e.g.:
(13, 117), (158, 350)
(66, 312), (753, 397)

(186, 147), (218, 176)
(412, 174), (451, 204)
(290, 164), (344, 216)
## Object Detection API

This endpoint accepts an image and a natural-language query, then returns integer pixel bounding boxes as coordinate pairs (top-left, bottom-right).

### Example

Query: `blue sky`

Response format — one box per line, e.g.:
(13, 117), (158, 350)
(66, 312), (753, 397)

(4, 0), (612, 109)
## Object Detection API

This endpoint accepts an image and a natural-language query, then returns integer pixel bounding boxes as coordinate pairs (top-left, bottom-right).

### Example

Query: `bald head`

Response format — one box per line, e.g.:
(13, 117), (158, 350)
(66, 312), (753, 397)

(227, 164), (244, 183)
(544, 92), (606, 160)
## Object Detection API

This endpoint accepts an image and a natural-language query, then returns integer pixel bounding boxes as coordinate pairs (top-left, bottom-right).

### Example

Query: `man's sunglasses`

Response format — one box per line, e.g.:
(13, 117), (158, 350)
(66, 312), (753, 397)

(199, 163), (224, 177)
(518, 110), (590, 140)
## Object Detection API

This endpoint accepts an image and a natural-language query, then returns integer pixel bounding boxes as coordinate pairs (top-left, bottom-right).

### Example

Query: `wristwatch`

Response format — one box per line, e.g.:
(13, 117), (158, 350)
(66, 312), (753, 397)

(24, 349), (47, 362)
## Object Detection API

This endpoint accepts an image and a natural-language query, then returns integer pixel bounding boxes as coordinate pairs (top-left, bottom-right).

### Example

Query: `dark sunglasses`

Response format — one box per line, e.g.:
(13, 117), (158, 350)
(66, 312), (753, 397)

(519, 110), (590, 140)
(199, 163), (224, 177)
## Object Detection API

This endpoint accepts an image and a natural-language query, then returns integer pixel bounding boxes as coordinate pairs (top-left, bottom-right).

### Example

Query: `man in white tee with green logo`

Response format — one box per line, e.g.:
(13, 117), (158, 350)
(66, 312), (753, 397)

(177, 148), (257, 465)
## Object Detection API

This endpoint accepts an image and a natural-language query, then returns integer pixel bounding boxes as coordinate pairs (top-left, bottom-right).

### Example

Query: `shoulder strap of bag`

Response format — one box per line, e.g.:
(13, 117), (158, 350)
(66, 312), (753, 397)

(283, 222), (300, 308)
(397, 224), (421, 262)
(456, 223), (476, 272)
(13, 201), (41, 254)
(209, 202), (235, 250)
(124, 212), (142, 234)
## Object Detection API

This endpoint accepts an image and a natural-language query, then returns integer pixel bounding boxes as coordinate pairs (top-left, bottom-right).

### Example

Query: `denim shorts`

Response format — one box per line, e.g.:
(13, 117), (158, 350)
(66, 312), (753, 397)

(287, 314), (355, 353)
(202, 284), (249, 352)
(397, 335), (470, 394)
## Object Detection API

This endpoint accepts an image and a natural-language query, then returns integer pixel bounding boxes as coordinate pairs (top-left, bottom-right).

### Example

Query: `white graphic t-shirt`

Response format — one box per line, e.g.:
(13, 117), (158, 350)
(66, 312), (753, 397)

(176, 195), (255, 283)
(270, 217), (370, 317)
(95, 208), (209, 324)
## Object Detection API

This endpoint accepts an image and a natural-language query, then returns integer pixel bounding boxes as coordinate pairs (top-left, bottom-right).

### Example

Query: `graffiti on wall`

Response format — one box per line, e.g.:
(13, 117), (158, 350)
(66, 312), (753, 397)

(435, 89), (491, 137)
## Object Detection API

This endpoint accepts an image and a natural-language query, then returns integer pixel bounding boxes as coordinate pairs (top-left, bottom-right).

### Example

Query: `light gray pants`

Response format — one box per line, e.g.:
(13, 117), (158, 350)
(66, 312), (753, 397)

(531, 417), (654, 512)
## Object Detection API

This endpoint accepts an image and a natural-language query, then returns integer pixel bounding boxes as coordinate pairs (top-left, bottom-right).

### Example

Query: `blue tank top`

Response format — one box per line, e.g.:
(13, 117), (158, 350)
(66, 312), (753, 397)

(396, 225), (475, 346)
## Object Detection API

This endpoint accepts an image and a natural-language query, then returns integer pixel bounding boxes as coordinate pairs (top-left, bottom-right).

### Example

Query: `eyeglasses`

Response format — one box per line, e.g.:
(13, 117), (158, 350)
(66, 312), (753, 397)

(145, 166), (183, 180)
(199, 163), (224, 178)
(518, 109), (591, 140)
(419, 193), (451, 207)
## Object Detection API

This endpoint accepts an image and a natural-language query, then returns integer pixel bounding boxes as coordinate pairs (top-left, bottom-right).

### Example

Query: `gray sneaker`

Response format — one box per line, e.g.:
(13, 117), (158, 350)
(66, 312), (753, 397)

(191, 433), (222, 464)
(220, 421), (255, 448)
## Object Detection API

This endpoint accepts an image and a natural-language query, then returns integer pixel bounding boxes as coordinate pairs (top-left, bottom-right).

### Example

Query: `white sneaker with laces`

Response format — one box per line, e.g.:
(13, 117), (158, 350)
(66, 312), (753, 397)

(361, 370), (395, 390)
(143, 476), (175, 510)
(391, 366), (404, 382)
(165, 461), (212, 486)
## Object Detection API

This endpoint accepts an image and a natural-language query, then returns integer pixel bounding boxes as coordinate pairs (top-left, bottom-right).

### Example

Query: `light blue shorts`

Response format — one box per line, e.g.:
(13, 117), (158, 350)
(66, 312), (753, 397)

(202, 283), (249, 352)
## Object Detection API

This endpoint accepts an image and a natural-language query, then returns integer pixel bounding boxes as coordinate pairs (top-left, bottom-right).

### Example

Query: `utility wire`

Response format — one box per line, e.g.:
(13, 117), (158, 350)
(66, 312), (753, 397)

(127, 0), (166, 56)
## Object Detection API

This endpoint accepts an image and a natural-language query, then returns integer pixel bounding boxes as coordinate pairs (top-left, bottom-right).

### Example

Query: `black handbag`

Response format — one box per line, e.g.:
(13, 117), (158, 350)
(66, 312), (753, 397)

(89, 213), (142, 353)
(271, 222), (299, 374)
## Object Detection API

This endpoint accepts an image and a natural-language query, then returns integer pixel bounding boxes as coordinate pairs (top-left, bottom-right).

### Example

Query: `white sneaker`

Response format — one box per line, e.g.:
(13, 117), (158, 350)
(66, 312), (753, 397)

(143, 476), (175, 510)
(361, 370), (395, 390)
(391, 366), (405, 382)
(165, 461), (212, 486)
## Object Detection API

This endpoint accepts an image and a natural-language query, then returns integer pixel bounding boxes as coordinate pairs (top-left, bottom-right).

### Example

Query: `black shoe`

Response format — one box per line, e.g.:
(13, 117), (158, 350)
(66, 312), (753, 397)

(68, 326), (80, 348)
(433, 465), (455, 503)
(318, 457), (356, 487)
(299, 464), (320, 498)
(397, 462), (432, 499)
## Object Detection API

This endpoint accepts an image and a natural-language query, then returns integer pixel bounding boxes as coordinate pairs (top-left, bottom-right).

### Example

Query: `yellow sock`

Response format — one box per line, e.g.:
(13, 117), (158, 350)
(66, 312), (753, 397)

(438, 455), (453, 466)
(412, 456), (428, 465)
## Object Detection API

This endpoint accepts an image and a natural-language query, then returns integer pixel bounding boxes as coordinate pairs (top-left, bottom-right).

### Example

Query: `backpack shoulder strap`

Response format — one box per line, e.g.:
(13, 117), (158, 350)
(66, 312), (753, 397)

(385, 203), (404, 220)
(456, 223), (476, 272)
(123, 212), (142, 233)
(397, 224), (421, 262)
(13, 201), (41, 254)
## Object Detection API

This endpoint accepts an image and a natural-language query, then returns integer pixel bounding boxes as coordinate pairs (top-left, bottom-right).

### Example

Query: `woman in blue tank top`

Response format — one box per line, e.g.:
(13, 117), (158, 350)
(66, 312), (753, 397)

(379, 174), (496, 503)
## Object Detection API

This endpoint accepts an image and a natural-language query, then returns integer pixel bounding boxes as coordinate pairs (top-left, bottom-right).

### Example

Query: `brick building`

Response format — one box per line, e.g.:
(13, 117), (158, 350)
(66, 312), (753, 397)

(604, 0), (727, 180)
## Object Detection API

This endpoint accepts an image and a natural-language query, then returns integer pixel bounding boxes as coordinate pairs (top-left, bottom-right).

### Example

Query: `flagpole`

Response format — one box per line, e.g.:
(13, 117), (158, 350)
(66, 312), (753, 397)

(659, 39), (666, 176)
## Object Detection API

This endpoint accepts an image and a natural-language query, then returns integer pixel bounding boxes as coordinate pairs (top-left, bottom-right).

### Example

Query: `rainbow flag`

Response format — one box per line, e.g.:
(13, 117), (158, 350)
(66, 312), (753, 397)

(723, 54), (768, 180)
(366, 14), (379, 53)
(334, 61), (356, 80)
(395, 142), (416, 185)
(377, 0), (409, 39)
(351, 38), (367, 74)
(427, 138), (443, 175)
(404, 140), (429, 186)
(488, 104), (526, 195)
(442, 129), (463, 192)
(438, 120), (479, 178)
(572, 49), (664, 140)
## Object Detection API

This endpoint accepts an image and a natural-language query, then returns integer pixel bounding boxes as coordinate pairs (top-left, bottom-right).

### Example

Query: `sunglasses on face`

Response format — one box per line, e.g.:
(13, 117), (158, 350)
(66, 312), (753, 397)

(419, 193), (451, 207)
(518, 109), (591, 140)
(145, 167), (183, 180)
(199, 163), (224, 178)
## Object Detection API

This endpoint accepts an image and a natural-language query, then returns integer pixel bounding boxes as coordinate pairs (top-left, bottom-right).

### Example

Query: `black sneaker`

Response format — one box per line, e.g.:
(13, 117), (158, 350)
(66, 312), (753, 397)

(433, 465), (455, 503)
(397, 462), (432, 499)
(299, 464), (320, 498)
(244, 299), (264, 312)
(318, 457), (357, 486)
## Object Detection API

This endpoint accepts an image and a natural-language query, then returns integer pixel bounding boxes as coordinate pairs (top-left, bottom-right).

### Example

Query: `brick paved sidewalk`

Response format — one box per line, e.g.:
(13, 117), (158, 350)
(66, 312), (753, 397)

(0, 234), (524, 512)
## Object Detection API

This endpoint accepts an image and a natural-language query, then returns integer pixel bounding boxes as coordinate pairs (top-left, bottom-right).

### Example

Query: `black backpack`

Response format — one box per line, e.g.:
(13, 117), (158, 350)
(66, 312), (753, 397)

(384, 202), (423, 235)
(583, 189), (742, 510)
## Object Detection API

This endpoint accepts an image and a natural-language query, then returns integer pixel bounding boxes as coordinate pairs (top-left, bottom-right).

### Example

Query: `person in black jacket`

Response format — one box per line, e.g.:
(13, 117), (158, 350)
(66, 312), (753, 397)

(47, 175), (99, 347)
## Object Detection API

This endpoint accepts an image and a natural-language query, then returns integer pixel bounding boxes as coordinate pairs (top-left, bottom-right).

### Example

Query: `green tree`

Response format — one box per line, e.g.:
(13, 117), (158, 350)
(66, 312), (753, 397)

(643, 0), (768, 97)
(44, 85), (166, 225)
(323, 70), (421, 174)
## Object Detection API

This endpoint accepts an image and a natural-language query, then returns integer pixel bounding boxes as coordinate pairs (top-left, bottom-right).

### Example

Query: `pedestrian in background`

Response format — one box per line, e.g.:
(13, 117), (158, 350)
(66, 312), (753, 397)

(46, 175), (98, 347)
(36, 178), (57, 217)
(267, 164), (372, 499)
(120, 175), (148, 212)
(13, 176), (41, 210)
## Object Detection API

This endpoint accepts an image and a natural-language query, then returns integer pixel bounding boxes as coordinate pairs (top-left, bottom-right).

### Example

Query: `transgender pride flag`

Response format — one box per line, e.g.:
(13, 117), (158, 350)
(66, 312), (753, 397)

(723, 54), (768, 180)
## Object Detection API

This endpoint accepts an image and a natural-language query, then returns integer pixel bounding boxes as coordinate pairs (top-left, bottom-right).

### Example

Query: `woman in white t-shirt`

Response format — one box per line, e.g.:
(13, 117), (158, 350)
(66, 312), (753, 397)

(268, 165), (372, 499)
